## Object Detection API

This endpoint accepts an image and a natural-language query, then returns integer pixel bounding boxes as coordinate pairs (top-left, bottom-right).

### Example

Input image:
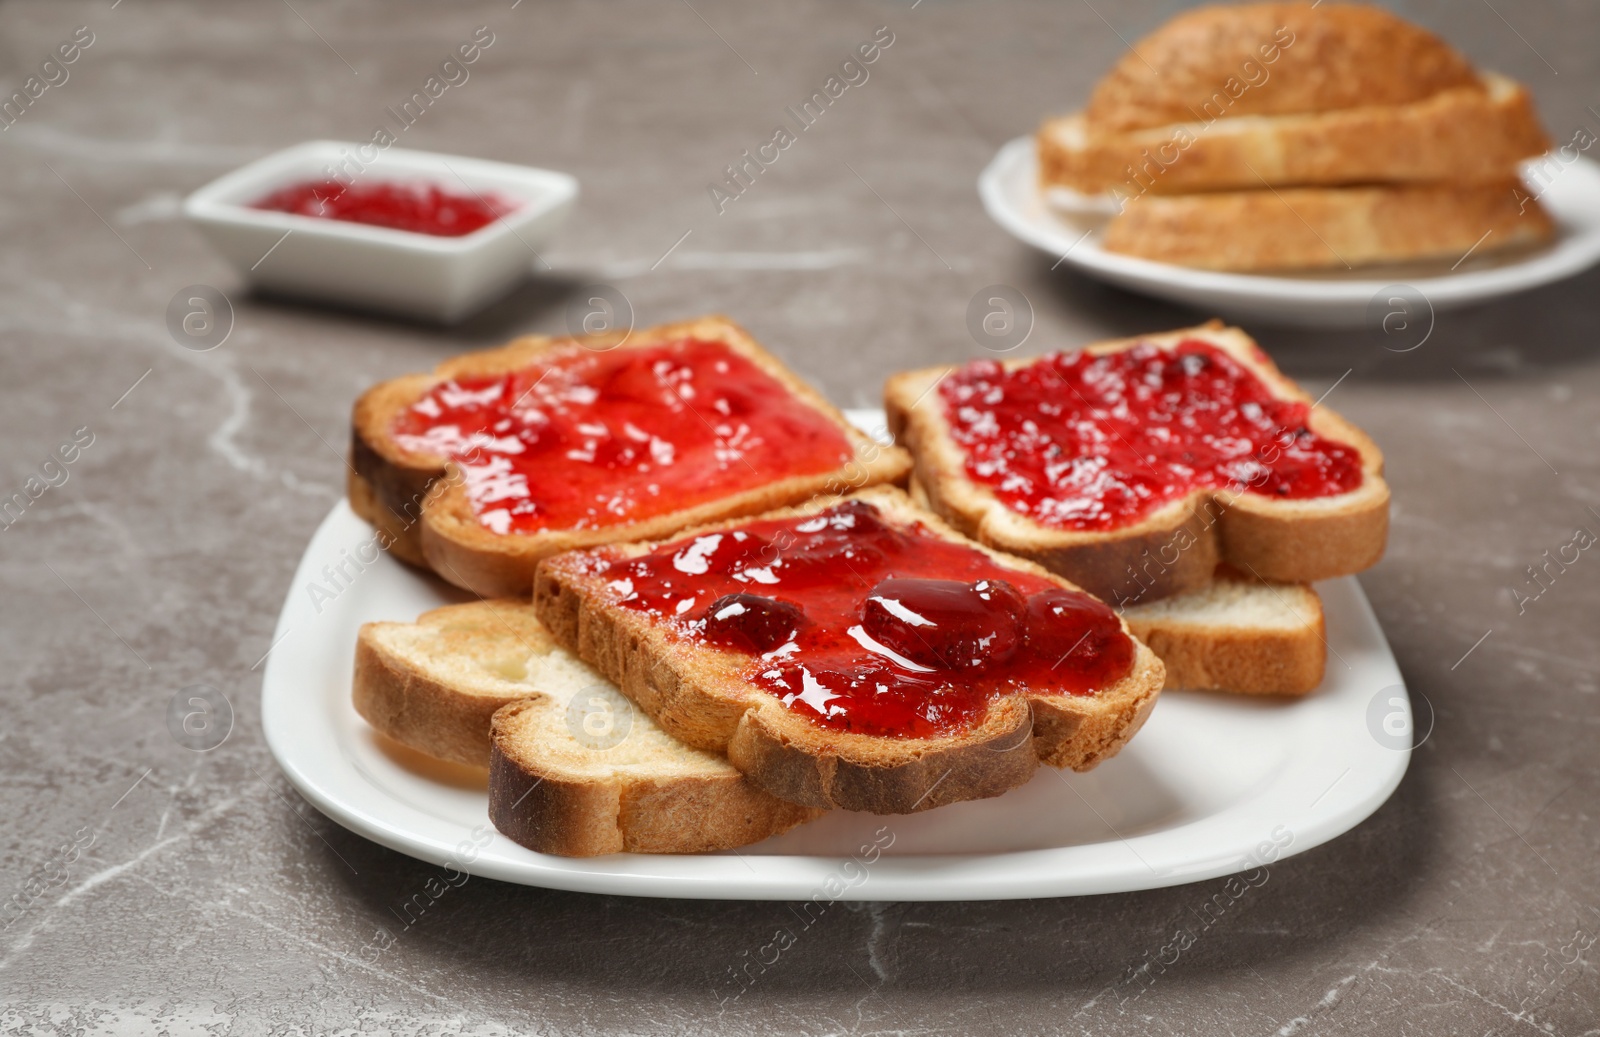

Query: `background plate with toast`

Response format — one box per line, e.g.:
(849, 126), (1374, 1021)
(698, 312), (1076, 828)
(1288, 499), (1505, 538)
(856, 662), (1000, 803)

(979, 136), (1600, 327)
(262, 412), (1412, 901)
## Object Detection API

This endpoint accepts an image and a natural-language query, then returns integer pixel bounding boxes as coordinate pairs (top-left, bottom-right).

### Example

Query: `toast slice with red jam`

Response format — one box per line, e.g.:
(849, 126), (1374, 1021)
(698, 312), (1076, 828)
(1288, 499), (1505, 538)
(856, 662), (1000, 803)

(534, 486), (1165, 815)
(350, 315), (910, 597)
(885, 322), (1389, 606)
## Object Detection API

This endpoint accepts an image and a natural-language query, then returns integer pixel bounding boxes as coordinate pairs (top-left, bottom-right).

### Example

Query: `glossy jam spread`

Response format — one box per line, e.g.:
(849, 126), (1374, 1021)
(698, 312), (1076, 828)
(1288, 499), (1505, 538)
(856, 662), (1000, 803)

(390, 339), (854, 534)
(939, 341), (1364, 531)
(592, 501), (1134, 738)
(251, 179), (515, 236)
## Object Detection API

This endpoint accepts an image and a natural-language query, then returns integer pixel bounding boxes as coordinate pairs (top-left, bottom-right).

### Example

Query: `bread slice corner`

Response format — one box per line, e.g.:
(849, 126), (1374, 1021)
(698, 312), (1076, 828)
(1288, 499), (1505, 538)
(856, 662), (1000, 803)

(1120, 570), (1327, 697)
(354, 599), (822, 855)
(489, 697), (822, 857)
(353, 599), (602, 768)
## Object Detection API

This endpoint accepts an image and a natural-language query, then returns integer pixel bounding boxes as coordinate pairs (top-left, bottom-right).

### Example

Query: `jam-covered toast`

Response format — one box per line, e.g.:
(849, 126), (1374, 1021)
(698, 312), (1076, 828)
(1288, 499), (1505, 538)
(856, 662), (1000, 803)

(350, 315), (911, 598)
(885, 322), (1389, 606)
(534, 486), (1165, 815)
(354, 600), (820, 856)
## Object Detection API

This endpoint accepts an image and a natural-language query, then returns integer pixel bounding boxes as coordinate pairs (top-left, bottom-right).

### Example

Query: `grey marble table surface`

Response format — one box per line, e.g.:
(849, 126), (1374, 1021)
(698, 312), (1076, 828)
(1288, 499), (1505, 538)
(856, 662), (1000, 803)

(1, 0), (1596, 1033)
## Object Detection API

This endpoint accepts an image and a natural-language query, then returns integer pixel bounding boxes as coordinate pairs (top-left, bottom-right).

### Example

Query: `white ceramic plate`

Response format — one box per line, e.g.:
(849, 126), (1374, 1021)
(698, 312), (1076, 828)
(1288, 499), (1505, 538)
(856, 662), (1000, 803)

(979, 135), (1600, 327)
(261, 410), (1411, 900)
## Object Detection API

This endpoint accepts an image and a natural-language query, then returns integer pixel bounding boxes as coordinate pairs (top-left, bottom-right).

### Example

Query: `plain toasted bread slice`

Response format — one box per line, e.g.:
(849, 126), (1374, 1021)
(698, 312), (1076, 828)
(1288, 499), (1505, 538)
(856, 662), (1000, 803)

(906, 479), (1327, 696)
(353, 599), (605, 767)
(1120, 570), (1326, 696)
(885, 323), (1390, 606)
(534, 486), (1165, 815)
(1098, 180), (1553, 272)
(349, 315), (911, 597)
(353, 600), (820, 856)
(489, 698), (822, 857)
(1039, 73), (1549, 198)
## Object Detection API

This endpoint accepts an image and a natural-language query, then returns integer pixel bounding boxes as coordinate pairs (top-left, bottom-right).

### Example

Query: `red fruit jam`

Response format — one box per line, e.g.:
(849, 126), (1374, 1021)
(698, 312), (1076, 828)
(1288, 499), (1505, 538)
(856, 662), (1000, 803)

(591, 500), (1135, 738)
(390, 339), (855, 534)
(250, 179), (516, 237)
(938, 340), (1365, 531)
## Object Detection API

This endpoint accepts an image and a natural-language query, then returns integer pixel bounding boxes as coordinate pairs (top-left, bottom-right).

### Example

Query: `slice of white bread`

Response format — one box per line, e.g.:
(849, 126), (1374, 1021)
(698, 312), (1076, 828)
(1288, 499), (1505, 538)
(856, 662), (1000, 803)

(349, 315), (911, 598)
(1120, 569), (1325, 696)
(1039, 73), (1549, 198)
(534, 486), (1166, 815)
(1098, 181), (1553, 272)
(905, 478), (1327, 696)
(1038, 3), (1550, 197)
(353, 600), (820, 856)
(354, 599), (603, 767)
(885, 322), (1389, 606)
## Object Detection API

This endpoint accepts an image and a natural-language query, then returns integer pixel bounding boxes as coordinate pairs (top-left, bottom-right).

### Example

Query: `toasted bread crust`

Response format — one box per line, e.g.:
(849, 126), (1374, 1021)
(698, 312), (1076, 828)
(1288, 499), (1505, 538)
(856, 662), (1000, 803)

(1122, 581), (1326, 697)
(347, 470), (430, 568)
(534, 487), (1165, 814)
(1099, 181), (1554, 272)
(1041, 74), (1549, 196)
(1084, 3), (1478, 134)
(350, 372), (444, 566)
(1125, 611), (1324, 697)
(488, 700), (821, 856)
(353, 633), (510, 767)
(885, 324), (1390, 604)
(355, 636), (505, 764)
(349, 315), (910, 598)
(352, 600), (587, 767)
(724, 693), (1041, 813)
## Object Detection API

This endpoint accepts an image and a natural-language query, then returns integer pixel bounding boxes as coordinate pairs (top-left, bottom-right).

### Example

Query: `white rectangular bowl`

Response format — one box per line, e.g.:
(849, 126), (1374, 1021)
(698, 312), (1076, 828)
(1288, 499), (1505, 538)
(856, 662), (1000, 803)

(184, 140), (576, 322)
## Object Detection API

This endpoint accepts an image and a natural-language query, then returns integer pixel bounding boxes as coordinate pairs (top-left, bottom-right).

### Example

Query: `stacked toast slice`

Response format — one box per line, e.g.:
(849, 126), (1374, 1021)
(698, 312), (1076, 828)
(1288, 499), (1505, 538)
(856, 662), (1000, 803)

(888, 322), (1385, 696)
(534, 486), (1166, 815)
(1036, 3), (1555, 271)
(355, 600), (821, 855)
(902, 478), (1328, 697)
(1039, 72), (1549, 198)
